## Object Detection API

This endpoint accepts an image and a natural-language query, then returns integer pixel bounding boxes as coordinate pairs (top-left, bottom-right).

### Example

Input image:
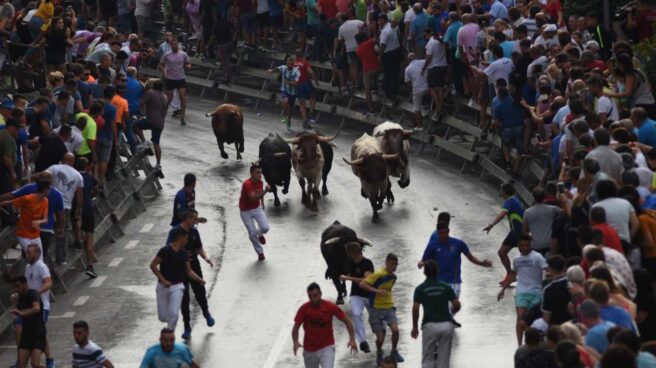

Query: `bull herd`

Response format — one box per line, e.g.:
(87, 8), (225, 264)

(208, 104), (414, 223)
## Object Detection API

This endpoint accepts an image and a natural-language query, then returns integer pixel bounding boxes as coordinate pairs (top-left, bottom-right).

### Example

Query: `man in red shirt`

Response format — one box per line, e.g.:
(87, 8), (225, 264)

(317, 0), (338, 20)
(239, 163), (270, 261)
(355, 33), (380, 115)
(292, 282), (358, 367)
(590, 207), (623, 254)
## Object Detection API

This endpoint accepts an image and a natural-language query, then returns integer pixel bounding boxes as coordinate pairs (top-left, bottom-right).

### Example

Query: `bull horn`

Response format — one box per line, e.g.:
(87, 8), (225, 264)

(382, 153), (400, 160)
(273, 152), (287, 157)
(342, 157), (364, 166)
(284, 137), (301, 144)
(402, 129), (414, 136)
(205, 110), (218, 117)
(318, 132), (339, 143)
(358, 237), (373, 246)
(324, 237), (341, 245)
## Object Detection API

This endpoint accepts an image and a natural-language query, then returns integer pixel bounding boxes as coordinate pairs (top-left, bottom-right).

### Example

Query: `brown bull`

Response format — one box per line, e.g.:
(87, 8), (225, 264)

(207, 104), (245, 160)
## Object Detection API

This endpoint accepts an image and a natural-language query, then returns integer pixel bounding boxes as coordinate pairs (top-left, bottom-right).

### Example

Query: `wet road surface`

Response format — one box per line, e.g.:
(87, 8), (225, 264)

(0, 97), (520, 367)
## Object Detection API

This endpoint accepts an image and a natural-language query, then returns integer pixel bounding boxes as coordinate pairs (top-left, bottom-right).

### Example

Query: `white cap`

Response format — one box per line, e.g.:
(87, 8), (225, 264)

(585, 40), (600, 50)
(544, 24), (557, 32)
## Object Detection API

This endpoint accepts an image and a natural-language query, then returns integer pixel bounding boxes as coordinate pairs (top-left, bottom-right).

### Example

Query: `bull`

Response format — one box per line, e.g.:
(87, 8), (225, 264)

(320, 220), (372, 304)
(207, 103), (245, 160)
(258, 133), (292, 207)
(284, 131), (337, 211)
(373, 121), (412, 204)
(343, 133), (399, 223)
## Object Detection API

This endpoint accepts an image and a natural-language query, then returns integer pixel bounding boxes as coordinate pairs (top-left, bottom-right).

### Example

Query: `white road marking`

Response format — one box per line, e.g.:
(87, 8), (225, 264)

(108, 257), (124, 267)
(73, 296), (89, 306)
(0, 345), (17, 348)
(139, 223), (154, 233)
(124, 240), (139, 249)
(90, 276), (107, 288)
(49, 311), (76, 319)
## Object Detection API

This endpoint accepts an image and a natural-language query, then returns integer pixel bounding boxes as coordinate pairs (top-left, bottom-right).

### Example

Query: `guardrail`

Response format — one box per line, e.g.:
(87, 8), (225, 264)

(0, 141), (161, 335)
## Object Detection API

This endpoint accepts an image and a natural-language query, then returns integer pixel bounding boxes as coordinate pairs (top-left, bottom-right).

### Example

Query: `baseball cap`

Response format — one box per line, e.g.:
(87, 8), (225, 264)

(544, 24), (557, 33)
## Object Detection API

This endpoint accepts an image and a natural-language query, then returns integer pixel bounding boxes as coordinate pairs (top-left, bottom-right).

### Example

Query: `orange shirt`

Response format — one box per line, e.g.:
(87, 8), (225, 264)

(639, 210), (656, 259)
(111, 94), (129, 125)
(12, 194), (48, 239)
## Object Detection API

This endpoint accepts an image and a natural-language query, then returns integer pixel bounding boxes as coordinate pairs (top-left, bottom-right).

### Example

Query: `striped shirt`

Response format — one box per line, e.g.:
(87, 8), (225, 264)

(277, 65), (300, 96)
(72, 340), (108, 368)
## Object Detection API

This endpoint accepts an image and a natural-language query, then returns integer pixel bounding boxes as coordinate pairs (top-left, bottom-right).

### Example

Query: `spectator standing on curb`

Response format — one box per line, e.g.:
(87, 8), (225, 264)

(522, 186), (562, 256)
(140, 328), (199, 368)
(11, 275), (46, 368)
(239, 163), (270, 261)
(135, 79), (167, 175)
(76, 157), (99, 278)
(72, 320), (114, 368)
(0, 180), (50, 259)
(267, 56), (300, 130)
(404, 52), (428, 132)
(150, 227), (205, 331)
(24, 244), (54, 368)
(159, 38), (191, 126)
(360, 253), (404, 365)
(412, 260), (461, 368)
(292, 282), (358, 367)
(378, 14), (402, 105)
(0, 119), (19, 194)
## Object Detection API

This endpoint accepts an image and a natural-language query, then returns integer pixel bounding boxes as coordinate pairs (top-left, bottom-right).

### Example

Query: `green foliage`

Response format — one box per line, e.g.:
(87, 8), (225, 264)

(563, 0), (601, 18)
(635, 32), (656, 91)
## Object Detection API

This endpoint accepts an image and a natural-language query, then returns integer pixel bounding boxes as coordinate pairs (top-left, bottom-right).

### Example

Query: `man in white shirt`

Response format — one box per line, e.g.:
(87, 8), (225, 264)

(422, 28), (448, 120)
(484, 45), (514, 96)
(24, 243), (54, 367)
(526, 45), (548, 80)
(588, 76), (618, 124)
(337, 13), (365, 90)
(378, 14), (403, 102)
(405, 53), (428, 131)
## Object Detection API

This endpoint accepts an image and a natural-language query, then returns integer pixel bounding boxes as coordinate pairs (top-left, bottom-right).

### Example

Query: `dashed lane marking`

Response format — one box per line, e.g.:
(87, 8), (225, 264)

(90, 276), (107, 288)
(49, 311), (76, 319)
(124, 240), (139, 249)
(140, 224), (154, 233)
(108, 258), (124, 267)
(73, 296), (89, 306)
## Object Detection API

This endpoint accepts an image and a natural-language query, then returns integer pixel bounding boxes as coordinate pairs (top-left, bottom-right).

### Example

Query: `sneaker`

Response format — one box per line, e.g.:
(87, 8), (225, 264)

(452, 318), (462, 328)
(258, 235), (266, 245)
(156, 165), (165, 179)
(281, 117), (289, 125)
(180, 118), (187, 126)
(499, 273), (513, 287)
(376, 350), (384, 366)
(85, 266), (98, 279)
(172, 109), (181, 117)
(258, 253), (266, 261)
(302, 121), (312, 130)
(182, 328), (191, 340)
(46, 358), (54, 368)
(360, 341), (371, 353)
(390, 350), (404, 363)
(205, 314), (215, 327)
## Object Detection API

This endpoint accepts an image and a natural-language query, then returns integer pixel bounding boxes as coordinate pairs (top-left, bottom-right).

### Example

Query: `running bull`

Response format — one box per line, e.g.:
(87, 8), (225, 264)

(373, 121), (412, 203)
(284, 131), (337, 211)
(207, 103), (245, 160)
(320, 220), (372, 304)
(258, 133), (292, 207)
(343, 133), (398, 223)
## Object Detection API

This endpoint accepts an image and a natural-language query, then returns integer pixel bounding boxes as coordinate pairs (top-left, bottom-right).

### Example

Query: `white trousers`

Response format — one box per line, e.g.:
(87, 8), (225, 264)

(17, 236), (43, 261)
(422, 322), (455, 368)
(240, 207), (269, 254)
(350, 295), (369, 343)
(156, 282), (185, 330)
(303, 345), (335, 368)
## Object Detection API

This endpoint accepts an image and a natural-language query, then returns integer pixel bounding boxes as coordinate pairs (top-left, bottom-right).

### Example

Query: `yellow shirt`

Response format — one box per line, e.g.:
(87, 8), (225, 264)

(364, 268), (397, 309)
(34, 0), (54, 32)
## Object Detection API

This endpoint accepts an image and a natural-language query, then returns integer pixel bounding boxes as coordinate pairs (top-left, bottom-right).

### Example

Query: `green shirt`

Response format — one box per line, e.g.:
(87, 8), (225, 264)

(306, 0), (320, 26)
(75, 112), (97, 156)
(355, 0), (367, 22)
(0, 129), (16, 164)
(413, 279), (456, 326)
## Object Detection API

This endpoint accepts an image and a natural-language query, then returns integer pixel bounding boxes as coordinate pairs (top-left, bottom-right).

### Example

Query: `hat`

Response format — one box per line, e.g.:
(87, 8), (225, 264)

(0, 99), (15, 109)
(544, 24), (557, 33)
(584, 40), (600, 50)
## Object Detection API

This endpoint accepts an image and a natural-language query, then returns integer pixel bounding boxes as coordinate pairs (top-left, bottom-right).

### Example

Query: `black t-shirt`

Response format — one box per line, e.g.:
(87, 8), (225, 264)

(349, 257), (374, 298)
(18, 289), (45, 337)
(541, 277), (571, 325)
(166, 225), (203, 260)
(34, 134), (67, 172)
(27, 108), (50, 139)
(157, 245), (189, 284)
(516, 348), (557, 368)
(213, 20), (234, 45)
(637, 293), (656, 342)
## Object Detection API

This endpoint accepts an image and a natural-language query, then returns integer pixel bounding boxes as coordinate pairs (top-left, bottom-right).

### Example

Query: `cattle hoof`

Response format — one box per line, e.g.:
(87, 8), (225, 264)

(398, 179), (410, 188)
(311, 204), (319, 212)
(274, 199), (281, 207)
(220, 152), (229, 159)
(372, 215), (380, 223)
(322, 187), (329, 195)
(236, 154), (242, 160)
(282, 189), (288, 194)
(336, 296), (344, 305)
(301, 196), (309, 205)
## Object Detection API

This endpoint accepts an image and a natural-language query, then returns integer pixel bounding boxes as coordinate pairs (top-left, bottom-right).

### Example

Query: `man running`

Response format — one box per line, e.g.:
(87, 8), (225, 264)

(171, 173), (207, 227)
(149, 227), (205, 331)
(72, 320), (114, 367)
(239, 163), (270, 261)
(140, 328), (199, 368)
(412, 260), (461, 368)
(167, 209), (215, 340)
(339, 242), (375, 353)
(418, 221), (493, 298)
(292, 282), (358, 368)
(483, 183), (525, 286)
(360, 253), (404, 365)
(159, 38), (191, 125)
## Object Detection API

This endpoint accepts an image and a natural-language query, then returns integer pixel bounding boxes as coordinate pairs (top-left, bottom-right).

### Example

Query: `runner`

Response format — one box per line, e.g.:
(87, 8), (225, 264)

(10, 275), (46, 368)
(76, 157), (99, 278)
(134, 79), (168, 175)
(239, 162), (270, 261)
(140, 328), (199, 368)
(149, 227), (205, 331)
(267, 56), (300, 130)
(159, 38), (191, 125)
(167, 209), (215, 340)
(72, 320), (114, 368)
(484, 183), (525, 286)
(0, 180), (50, 259)
(171, 173), (207, 227)
(292, 282), (358, 368)
(359, 253), (404, 365)
(412, 260), (461, 368)
(339, 242), (375, 353)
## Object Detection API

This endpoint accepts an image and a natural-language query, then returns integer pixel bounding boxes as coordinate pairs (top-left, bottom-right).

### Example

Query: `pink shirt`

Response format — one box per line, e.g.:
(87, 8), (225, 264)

(457, 23), (479, 63)
(160, 51), (190, 81)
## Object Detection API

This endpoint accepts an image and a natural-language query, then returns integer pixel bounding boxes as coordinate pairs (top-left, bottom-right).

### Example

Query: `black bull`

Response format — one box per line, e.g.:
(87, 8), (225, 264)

(320, 220), (371, 304)
(258, 133), (292, 207)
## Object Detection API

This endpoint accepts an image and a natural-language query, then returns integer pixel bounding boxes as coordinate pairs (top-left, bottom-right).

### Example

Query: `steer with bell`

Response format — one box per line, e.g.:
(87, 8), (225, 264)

(373, 121), (412, 203)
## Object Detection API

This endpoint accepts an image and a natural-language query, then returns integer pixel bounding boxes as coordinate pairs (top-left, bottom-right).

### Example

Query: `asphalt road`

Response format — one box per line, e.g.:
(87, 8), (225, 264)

(0, 97), (520, 367)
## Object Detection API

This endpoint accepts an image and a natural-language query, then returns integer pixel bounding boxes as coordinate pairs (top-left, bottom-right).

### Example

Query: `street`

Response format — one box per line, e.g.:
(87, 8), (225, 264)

(1, 97), (519, 367)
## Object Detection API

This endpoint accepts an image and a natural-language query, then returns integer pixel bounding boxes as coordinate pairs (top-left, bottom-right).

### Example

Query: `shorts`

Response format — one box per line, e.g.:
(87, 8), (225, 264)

(515, 292), (542, 309)
(81, 209), (95, 233)
(18, 332), (46, 352)
(240, 11), (257, 34)
(335, 54), (348, 70)
(297, 80), (315, 100)
(134, 118), (163, 145)
(347, 51), (358, 64)
(501, 125), (525, 154)
(269, 14), (283, 27)
(96, 138), (112, 162)
(428, 66), (448, 88)
(303, 345), (335, 368)
(257, 11), (270, 28)
(165, 78), (187, 90)
(503, 230), (518, 248)
(413, 91), (428, 112)
(281, 91), (297, 107)
(368, 307), (398, 333)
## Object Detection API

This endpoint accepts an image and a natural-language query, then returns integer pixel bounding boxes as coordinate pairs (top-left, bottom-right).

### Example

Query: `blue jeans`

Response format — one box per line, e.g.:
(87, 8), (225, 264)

(124, 116), (139, 153)
(25, 16), (44, 59)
